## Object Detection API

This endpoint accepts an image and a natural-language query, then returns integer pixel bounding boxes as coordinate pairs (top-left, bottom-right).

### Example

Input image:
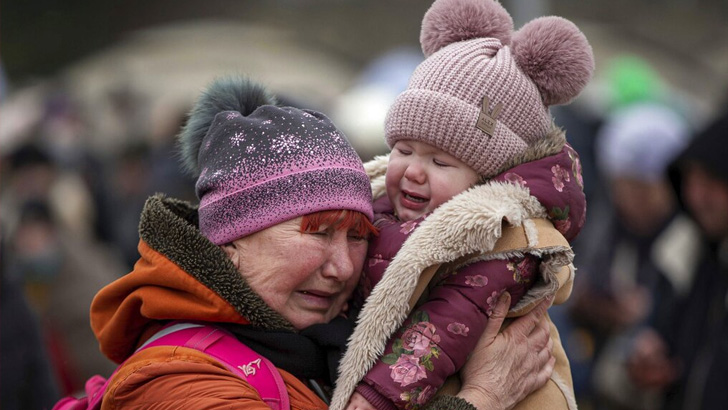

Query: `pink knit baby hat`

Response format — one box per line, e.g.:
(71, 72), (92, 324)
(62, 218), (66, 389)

(385, 0), (595, 177)
(179, 77), (373, 245)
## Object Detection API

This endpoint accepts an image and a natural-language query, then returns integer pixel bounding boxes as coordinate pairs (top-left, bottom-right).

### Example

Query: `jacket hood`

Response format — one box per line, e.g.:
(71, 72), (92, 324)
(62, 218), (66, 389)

(671, 110), (728, 184)
(90, 194), (292, 364)
(669, 110), (728, 214)
(490, 143), (586, 241)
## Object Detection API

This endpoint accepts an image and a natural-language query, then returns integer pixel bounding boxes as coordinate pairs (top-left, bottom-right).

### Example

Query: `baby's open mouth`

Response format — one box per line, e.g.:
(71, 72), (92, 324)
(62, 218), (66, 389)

(404, 192), (427, 203)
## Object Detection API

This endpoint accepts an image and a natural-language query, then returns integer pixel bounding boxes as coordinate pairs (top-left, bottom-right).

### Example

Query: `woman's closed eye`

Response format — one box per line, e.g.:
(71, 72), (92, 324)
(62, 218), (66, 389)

(347, 232), (367, 242)
(307, 227), (332, 238)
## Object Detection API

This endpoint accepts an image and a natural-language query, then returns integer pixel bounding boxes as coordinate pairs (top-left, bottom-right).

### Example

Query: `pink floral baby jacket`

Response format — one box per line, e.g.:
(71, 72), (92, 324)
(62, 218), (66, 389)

(353, 144), (586, 410)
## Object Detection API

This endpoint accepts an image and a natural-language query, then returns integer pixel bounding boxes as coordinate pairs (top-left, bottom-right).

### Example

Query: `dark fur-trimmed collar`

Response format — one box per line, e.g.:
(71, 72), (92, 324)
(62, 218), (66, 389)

(139, 194), (294, 330)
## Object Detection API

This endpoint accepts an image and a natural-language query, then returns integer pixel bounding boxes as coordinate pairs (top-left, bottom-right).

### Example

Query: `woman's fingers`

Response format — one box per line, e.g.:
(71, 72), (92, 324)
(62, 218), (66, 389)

(532, 312), (551, 348)
(537, 355), (557, 388)
(482, 292), (511, 343)
(505, 296), (552, 341)
(546, 332), (554, 354)
(456, 294), (556, 410)
(536, 334), (554, 367)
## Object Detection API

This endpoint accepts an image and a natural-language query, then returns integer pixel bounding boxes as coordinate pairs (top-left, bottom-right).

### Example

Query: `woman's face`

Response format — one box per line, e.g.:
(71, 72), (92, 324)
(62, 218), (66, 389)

(222, 216), (368, 329)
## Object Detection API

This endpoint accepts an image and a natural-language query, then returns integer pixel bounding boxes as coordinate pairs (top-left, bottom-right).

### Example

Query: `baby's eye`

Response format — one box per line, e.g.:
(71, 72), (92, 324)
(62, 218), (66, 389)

(433, 158), (451, 167)
(397, 148), (412, 155)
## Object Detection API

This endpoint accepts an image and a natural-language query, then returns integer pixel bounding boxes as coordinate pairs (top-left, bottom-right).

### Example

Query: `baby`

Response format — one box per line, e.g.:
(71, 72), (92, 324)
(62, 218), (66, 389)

(331, 0), (594, 410)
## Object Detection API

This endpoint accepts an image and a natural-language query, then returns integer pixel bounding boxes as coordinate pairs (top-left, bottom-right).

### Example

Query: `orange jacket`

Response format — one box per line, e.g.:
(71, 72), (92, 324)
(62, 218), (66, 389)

(100, 346), (326, 410)
(91, 195), (326, 409)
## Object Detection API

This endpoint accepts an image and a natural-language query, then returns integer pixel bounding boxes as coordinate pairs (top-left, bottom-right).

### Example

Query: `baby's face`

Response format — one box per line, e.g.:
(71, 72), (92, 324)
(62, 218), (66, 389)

(386, 140), (479, 221)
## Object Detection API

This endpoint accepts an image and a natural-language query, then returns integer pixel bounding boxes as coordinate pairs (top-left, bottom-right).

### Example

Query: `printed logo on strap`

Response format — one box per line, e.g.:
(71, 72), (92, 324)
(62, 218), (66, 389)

(238, 358), (262, 377)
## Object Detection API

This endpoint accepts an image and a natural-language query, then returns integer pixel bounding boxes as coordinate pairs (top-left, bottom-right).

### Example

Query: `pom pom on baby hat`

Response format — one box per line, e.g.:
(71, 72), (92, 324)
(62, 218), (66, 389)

(386, 0), (594, 177)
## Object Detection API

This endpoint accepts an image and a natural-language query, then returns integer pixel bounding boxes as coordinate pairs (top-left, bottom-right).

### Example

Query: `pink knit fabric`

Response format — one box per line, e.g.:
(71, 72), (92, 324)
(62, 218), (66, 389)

(385, 0), (594, 179)
(385, 38), (551, 177)
(196, 107), (373, 245)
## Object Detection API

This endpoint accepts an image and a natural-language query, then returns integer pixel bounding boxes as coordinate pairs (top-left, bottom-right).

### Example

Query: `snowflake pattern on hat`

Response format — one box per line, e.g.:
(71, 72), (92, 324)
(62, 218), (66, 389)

(196, 107), (373, 245)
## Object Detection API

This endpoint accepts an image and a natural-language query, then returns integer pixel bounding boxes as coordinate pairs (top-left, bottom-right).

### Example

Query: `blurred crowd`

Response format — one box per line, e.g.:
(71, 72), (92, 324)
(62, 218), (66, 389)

(0, 76), (198, 409)
(550, 58), (728, 410)
(2, 35), (727, 410)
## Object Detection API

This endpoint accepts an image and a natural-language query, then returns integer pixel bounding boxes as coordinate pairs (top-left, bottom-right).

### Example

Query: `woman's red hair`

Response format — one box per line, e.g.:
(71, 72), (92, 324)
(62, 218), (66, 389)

(300, 210), (378, 238)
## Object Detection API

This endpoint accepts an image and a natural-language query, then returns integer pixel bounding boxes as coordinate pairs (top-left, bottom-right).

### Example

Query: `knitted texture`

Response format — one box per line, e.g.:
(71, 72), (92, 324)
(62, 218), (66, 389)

(386, 38), (550, 177)
(195, 106), (373, 245)
(385, 0), (594, 178)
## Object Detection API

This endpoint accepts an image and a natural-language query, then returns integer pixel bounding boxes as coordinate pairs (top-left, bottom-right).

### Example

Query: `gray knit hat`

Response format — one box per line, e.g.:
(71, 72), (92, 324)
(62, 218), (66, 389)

(179, 77), (373, 245)
(385, 0), (595, 177)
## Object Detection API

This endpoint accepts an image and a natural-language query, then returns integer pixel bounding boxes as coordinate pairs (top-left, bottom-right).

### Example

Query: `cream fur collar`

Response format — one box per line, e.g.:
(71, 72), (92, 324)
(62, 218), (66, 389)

(330, 155), (575, 410)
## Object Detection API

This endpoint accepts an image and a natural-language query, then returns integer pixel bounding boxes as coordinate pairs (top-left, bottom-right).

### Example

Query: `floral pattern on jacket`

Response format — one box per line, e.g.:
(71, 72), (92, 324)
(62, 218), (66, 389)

(355, 145), (585, 410)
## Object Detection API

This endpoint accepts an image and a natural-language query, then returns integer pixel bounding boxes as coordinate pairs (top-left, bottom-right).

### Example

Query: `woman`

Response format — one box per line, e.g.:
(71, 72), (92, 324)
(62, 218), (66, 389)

(89, 76), (554, 410)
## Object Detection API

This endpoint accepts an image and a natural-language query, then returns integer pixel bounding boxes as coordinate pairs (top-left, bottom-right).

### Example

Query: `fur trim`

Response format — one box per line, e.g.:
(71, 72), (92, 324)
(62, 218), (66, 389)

(419, 395), (478, 410)
(177, 76), (277, 176)
(140, 194), (293, 330)
(523, 218), (539, 247)
(364, 155), (390, 199)
(492, 123), (566, 178)
(330, 179), (573, 410)
(551, 372), (579, 410)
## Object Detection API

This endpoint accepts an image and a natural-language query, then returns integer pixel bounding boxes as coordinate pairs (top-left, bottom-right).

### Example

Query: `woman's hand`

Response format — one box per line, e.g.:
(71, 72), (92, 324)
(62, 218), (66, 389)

(457, 293), (555, 410)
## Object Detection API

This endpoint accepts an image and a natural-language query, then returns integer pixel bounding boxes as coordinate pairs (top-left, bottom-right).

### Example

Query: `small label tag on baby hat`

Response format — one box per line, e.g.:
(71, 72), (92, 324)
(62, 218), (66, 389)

(476, 95), (502, 137)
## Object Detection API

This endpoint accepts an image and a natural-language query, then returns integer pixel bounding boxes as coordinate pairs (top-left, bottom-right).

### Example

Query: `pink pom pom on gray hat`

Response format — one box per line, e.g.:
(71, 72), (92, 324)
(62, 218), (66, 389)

(386, 0), (595, 177)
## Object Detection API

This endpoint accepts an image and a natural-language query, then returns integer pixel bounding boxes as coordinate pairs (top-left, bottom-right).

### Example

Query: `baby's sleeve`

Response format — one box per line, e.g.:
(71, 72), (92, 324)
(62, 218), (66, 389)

(356, 255), (538, 409)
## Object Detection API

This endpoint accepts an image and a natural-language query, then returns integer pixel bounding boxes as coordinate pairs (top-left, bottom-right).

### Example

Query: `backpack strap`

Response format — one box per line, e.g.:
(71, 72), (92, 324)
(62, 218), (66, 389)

(52, 375), (111, 410)
(140, 322), (291, 410)
(53, 322), (290, 410)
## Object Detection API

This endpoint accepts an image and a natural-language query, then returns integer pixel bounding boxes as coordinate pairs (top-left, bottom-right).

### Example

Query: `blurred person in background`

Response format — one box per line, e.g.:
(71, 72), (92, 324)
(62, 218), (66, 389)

(106, 141), (155, 268)
(549, 56), (697, 409)
(36, 88), (106, 241)
(104, 105), (196, 269)
(330, 47), (423, 162)
(1, 227), (60, 410)
(571, 101), (699, 410)
(1, 142), (57, 234)
(2, 141), (124, 396)
(4, 198), (122, 397)
(627, 106), (728, 410)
